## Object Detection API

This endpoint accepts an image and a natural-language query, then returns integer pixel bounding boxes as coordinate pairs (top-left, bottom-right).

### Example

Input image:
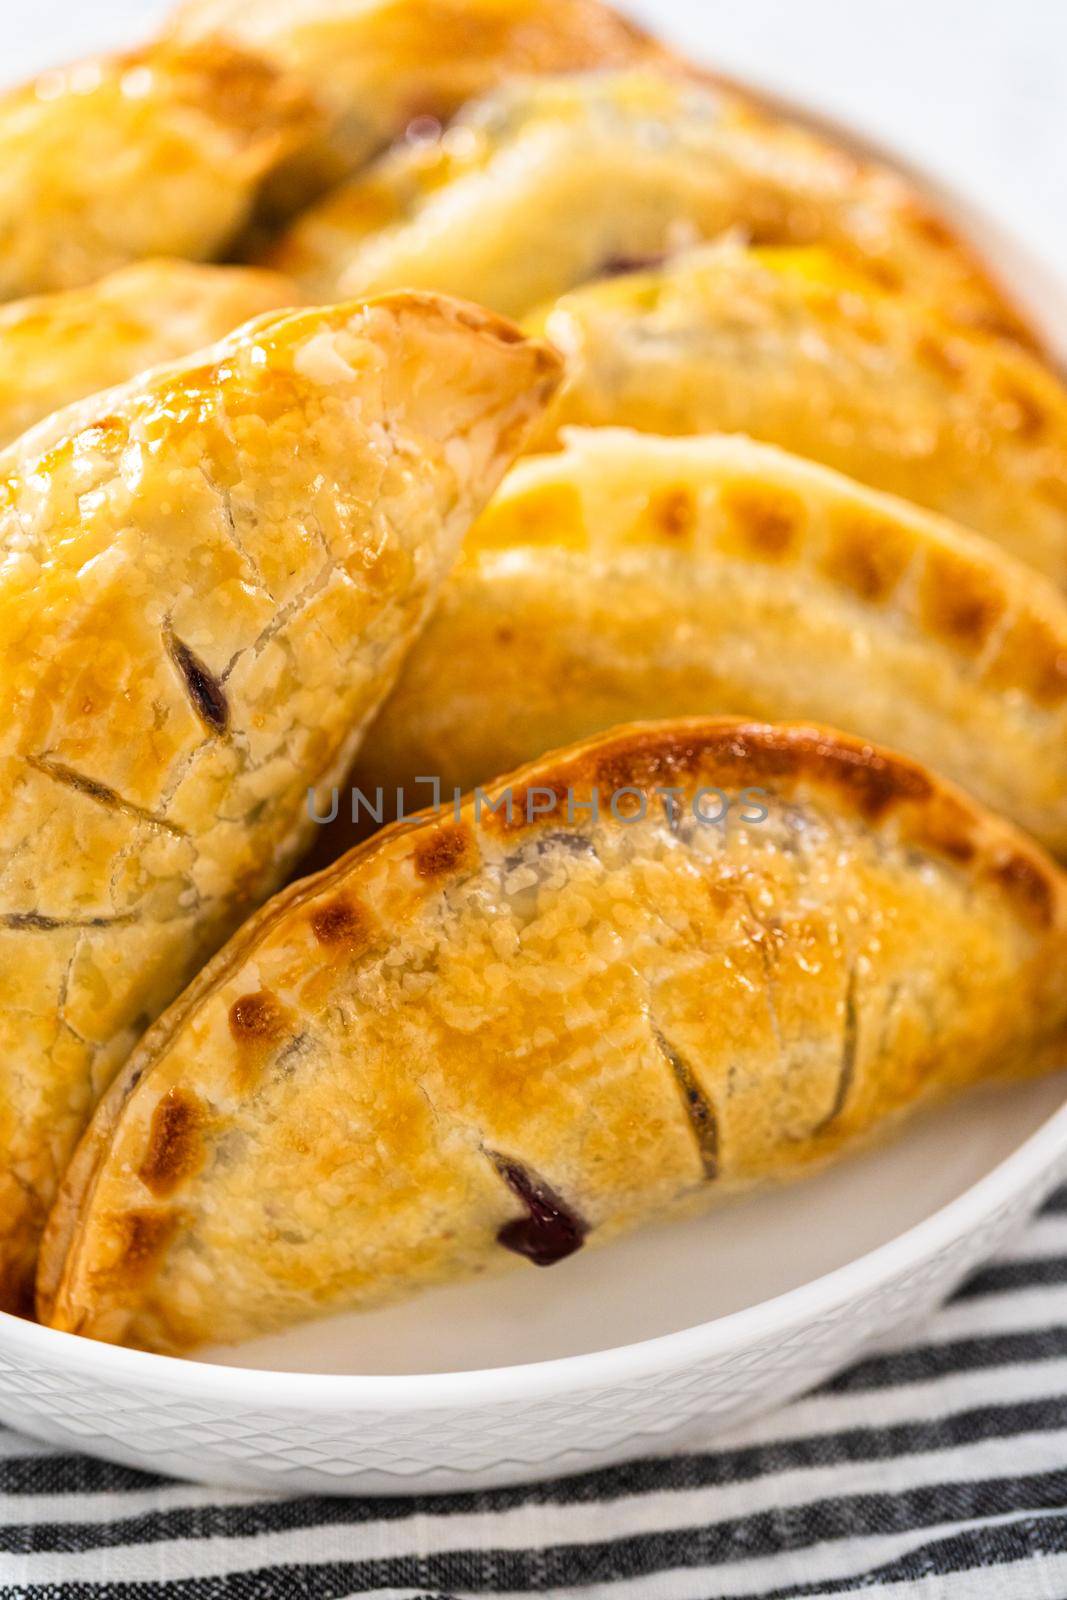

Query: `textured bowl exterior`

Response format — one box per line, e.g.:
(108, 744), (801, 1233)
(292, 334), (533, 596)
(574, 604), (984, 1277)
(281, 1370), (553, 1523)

(1, 1108), (1066, 1494)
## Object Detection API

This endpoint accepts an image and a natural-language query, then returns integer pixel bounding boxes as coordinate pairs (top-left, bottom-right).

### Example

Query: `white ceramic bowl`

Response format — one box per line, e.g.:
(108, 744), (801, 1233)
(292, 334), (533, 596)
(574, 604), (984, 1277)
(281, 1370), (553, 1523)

(0, 90), (1065, 1496)
(1, 1080), (1066, 1493)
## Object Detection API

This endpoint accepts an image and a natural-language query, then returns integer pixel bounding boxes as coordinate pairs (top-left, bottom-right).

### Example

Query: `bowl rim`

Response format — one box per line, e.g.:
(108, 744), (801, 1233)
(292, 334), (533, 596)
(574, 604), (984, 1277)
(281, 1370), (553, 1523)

(4, 1082), (1065, 1411)
(3, 88), (1066, 1420)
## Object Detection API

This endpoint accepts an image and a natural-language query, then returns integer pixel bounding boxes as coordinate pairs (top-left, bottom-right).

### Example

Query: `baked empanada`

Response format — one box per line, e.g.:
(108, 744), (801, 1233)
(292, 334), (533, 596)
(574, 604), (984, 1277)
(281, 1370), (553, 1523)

(40, 718), (1067, 1350)
(526, 244), (1067, 581)
(271, 68), (1029, 343)
(0, 260), (298, 450)
(0, 292), (559, 1313)
(334, 430), (1067, 862)
(0, 39), (318, 299)
(169, 0), (660, 204)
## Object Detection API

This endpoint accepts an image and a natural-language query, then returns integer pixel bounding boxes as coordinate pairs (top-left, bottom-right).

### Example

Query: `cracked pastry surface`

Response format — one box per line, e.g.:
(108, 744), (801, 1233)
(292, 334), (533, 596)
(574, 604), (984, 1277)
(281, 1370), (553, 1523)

(0, 260), (298, 450)
(0, 290), (560, 1313)
(271, 68), (1030, 343)
(168, 0), (661, 203)
(525, 244), (1067, 583)
(0, 38), (319, 299)
(40, 717), (1067, 1351)
(336, 429), (1067, 862)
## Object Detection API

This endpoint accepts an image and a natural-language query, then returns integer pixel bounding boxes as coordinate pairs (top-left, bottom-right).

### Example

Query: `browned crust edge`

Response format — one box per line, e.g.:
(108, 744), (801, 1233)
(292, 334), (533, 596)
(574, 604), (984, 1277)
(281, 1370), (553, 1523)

(5, 288), (560, 482)
(27, 290), (559, 1321)
(38, 715), (1067, 1328)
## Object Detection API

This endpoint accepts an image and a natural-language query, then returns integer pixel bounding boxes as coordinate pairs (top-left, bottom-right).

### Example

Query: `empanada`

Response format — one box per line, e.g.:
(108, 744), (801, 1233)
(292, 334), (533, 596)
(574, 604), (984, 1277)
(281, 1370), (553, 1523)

(0, 260), (297, 450)
(40, 718), (1067, 1350)
(526, 244), (1067, 581)
(0, 291), (559, 1313)
(271, 69), (1029, 343)
(334, 430), (1067, 862)
(0, 39), (318, 299)
(169, 0), (661, 204)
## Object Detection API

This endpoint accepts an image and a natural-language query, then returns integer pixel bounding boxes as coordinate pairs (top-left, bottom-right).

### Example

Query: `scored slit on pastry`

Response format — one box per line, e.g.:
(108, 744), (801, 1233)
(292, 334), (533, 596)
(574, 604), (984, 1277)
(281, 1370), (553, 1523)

(270, 67), (1031, 345)
(38, 717), (1067, 1351)
(486, 1152), (588, 1267)
(25, 756), (187, 841)
(0, 290), (560, 1314)
(163, 626), (232, 738)
(331, 428), (1067, 865)
(651, 1026), (720, 1180)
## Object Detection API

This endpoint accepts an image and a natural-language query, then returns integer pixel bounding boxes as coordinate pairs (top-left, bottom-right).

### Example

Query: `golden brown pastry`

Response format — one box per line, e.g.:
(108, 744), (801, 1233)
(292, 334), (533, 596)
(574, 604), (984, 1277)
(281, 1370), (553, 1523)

(40, 717), (1067, 1350)
(0, 39), (318, 299)
(0, 260), (298, 450)
(334, 430), (1067, 862)
(168, 0), (661, 203)
(0, 292), (560, 1314)
(271, 69), (1029, 343)
(525, 244), (1067, 581)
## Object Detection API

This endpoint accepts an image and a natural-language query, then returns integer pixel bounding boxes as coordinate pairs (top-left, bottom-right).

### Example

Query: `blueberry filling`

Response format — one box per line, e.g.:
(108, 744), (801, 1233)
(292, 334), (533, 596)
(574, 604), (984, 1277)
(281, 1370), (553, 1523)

(488, 1152), (587, 1266)
(166, 631), (230, 735)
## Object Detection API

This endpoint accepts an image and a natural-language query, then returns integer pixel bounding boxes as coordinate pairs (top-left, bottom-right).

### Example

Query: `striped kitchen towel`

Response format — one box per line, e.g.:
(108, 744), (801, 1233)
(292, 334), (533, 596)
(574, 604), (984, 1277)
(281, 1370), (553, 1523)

(2, 1189), (1067, 1599)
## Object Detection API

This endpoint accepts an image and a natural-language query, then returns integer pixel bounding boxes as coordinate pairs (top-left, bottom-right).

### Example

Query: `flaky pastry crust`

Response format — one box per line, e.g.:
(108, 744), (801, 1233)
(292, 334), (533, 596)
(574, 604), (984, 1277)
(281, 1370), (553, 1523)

(271, 69), (1029, 342)
(0, 259), (298, 450)
(40, 717), (1067, 1350)
(337, 430), (1067, 861)
(526, 244), (1067, 583)
(169, 0), (661, 203)
(0, 39), (319, 299)
(0, 291), (560, 1312)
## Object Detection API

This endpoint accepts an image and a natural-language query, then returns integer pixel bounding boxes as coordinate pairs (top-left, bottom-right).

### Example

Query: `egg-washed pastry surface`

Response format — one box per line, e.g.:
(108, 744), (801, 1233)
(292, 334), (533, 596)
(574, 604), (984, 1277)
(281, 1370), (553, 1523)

(169, 0), (662, 203)
(271, 68), (1029, 343)
(526, 244), (1067, 582)
(334, 430), (1067, 863)
(40, 718), (1067, 1350)
(0, 260), (298, 450)
(0, 39), (319, 300)
(0, 291), (560, 1315)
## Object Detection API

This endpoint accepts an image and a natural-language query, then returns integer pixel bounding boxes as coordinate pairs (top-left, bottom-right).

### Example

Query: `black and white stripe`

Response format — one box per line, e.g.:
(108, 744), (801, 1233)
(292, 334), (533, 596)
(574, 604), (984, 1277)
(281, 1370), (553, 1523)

(3, 1191), (1067, 1598)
